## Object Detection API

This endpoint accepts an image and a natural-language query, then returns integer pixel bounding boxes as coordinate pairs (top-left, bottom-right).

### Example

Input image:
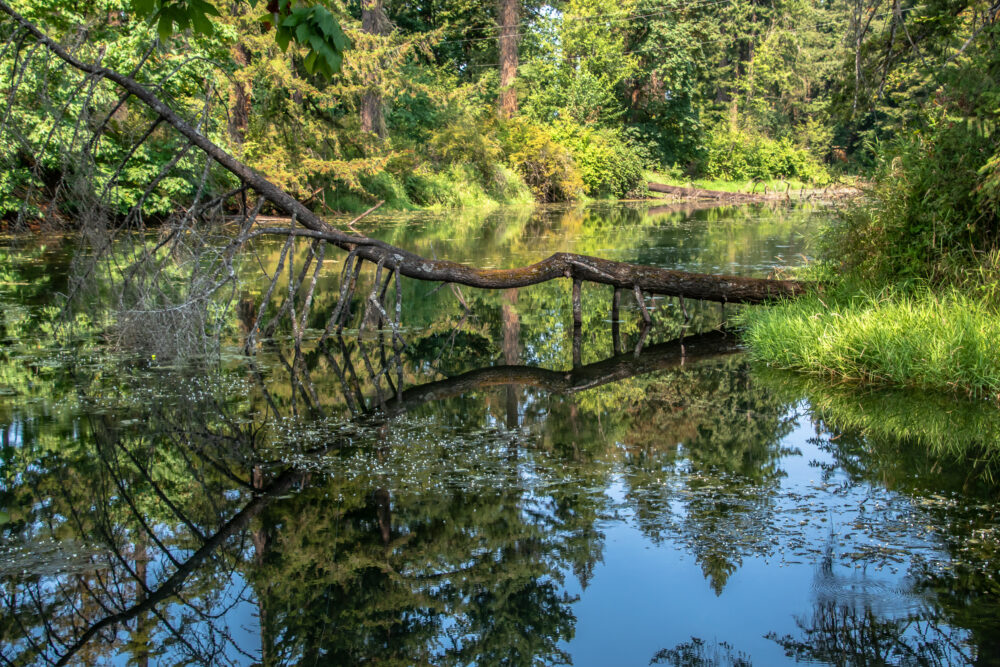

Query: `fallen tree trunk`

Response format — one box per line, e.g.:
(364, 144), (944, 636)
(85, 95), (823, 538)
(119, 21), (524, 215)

(648, 182), (775, 202)
(2, 2), (808, 309)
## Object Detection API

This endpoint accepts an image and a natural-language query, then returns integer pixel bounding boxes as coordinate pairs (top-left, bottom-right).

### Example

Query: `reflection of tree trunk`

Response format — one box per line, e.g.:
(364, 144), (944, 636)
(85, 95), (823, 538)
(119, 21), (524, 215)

(502, 289), (520, 430)
(361, 0), (390, 137)
(375, 488), (392, 546)
(375, 423), (392, 546)
(252, 523), (273, 667)
(497, 0), (519, 118)
(237, 293), (256, 334)
(251, 464), (274, 666)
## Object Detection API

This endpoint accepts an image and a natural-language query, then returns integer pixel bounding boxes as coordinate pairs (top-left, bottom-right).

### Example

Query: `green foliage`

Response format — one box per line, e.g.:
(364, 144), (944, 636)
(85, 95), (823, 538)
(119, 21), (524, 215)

(2, 0), (860, 218)
(701, 125), (830, 184)
(550, 121), (646, 198)
(740, 1), (1000, 400)
(130, 0), (349, 76)
(1, 0), (236, 223)
(739, 286), (1000, 399)
(15, 0), (1000, 219)
(820, 1), (1000, 282)
(426, 107), (503, 185)
(500, 120), (584, 203)
(518, 0), (638, 126)
(828, 117), (1000, 283)
(130, 0), (222, 40)
(270, 1), (350, 77)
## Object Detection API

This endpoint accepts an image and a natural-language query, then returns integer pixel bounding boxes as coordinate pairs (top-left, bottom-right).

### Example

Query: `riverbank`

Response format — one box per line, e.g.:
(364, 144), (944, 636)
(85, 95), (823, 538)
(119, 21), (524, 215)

(644, 170), (860, 202)
(738, 284), (1000, 401)
(311, 167), (855, 216)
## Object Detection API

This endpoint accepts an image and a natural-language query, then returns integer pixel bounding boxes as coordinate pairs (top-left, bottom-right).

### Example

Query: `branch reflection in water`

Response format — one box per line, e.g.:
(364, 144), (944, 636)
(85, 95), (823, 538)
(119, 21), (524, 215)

(2, 320), (1000, 665)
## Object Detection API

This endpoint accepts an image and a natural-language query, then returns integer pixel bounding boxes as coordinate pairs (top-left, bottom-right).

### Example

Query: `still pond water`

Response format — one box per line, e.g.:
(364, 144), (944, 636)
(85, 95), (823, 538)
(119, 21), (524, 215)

(2, 202), (1000, 665)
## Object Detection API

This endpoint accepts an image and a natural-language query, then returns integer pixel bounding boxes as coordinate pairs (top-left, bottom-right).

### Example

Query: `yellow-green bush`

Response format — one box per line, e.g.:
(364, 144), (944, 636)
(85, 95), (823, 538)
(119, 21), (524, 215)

(500, 120), (584, 202)
(550, 121), (646, 198)
(702, 126), (829, 184)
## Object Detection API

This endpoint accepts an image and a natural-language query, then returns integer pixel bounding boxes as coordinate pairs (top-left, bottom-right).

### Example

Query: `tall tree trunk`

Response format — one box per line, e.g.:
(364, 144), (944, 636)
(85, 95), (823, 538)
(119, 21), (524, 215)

(228, 2), (252, 146)
(498, 0), (519, 118)
(229, 43), (252, 145)
(361, 0), (390, 137)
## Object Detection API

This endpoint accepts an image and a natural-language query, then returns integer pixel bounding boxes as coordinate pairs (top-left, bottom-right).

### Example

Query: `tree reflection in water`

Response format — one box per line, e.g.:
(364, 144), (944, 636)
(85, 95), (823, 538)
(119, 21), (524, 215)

(2, 321), (1000, 665)
(0, 329), (730, 665)
(768, 544), (975, 666)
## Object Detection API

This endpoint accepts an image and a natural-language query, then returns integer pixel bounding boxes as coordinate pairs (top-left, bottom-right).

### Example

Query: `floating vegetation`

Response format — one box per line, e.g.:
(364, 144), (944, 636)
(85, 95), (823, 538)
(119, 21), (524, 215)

(2, 211), (1000, 665)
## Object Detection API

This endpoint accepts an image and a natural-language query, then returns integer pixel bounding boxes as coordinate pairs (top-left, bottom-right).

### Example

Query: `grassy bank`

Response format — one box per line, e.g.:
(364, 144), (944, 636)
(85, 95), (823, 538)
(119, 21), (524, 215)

(645, 170), (818, 195)
(739, 286), (1000, 400)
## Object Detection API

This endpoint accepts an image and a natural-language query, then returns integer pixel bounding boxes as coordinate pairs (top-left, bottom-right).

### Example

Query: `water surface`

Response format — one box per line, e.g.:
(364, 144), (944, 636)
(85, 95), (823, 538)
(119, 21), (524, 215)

(1, 202), (999, 665)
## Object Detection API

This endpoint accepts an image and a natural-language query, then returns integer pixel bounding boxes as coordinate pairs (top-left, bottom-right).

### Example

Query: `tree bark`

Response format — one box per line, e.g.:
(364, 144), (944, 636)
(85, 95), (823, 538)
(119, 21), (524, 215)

(228, 43), (252, 145)
(361, 0), (390, 137)
(227, 2), (252, 146)
(498, 0), (519, 118)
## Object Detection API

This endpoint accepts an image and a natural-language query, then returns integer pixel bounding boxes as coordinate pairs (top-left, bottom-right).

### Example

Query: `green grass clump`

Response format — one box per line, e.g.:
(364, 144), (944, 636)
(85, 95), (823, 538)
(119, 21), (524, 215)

(739, 287), (1000, 399)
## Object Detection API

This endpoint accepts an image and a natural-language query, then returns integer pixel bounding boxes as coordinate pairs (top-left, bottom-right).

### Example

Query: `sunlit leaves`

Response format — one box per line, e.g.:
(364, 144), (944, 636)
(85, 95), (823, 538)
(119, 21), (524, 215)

(129, 0), (350, 78)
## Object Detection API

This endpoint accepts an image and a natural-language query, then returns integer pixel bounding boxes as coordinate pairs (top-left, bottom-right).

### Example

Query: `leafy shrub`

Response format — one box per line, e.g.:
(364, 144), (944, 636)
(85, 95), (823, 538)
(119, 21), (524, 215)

(500, 120), (584, 202)
(426, 110), (504, 186)
(701, 126), (829, 184)
(359, 170), (412, 209)
(827, 117), (1000, 283)
(404, 164), (531, 208)
(550, 121), (646, 198)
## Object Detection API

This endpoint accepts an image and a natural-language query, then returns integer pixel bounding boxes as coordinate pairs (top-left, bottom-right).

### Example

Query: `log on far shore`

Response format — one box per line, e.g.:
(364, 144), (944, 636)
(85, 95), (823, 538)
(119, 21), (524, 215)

(647, 182), (774, 202)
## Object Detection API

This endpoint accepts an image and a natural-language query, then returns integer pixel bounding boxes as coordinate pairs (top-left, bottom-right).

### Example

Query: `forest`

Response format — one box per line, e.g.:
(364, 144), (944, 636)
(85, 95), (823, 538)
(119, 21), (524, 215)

(1, 0), (993, 214)
(2, 0), (999, 388)
(2, 0), (1000, 665)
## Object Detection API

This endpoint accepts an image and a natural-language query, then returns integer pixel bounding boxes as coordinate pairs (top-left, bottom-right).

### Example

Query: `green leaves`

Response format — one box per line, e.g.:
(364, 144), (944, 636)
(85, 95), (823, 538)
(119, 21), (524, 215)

(130, 0), (221, 41)
(274, 4), (351, 78)
(129, 0), (350, 78)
